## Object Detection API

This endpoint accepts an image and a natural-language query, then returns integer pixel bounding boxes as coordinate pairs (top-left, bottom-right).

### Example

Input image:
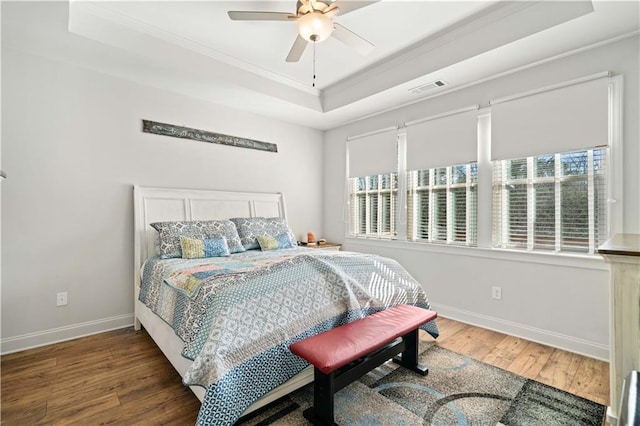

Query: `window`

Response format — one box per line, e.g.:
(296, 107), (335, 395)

(407, 163), (477, 245)
(346, 127), (398, 238)
(344, 75), (617, 262)
(349, 173), (398, 238)
(492, 148), (607, 253)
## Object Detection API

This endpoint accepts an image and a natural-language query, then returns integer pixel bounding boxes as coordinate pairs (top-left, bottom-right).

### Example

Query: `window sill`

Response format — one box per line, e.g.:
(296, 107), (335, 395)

(343, 236), (608, 270)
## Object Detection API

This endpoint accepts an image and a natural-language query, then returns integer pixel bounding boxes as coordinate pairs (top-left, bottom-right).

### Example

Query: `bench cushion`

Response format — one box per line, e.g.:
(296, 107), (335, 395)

(289, 304), (437, 374)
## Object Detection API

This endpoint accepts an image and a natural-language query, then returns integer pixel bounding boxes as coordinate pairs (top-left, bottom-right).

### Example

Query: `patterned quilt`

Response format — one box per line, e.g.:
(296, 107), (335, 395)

(139, 248), (438, 425)
(163, 255), (293, 298)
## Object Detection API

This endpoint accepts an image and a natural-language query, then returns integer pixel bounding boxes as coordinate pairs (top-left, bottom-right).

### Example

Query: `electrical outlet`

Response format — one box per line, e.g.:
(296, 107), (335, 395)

(491, 286), (502, 300)
(56, 292), (68, 307)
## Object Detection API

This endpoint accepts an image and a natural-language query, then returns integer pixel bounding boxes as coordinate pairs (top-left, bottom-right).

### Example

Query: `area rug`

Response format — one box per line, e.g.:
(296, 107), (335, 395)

(237, 344), (606, 425)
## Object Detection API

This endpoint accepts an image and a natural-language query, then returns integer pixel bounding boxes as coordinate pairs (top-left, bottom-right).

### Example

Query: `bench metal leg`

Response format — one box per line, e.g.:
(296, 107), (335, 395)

(303, 368), (338, 426)
(304, 327), (429, 425)
(393, 329), (428, 376)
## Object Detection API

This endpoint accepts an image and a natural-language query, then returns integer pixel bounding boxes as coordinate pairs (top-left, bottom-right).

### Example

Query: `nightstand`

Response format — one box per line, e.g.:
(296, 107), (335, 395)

(301, 242), (342, 251)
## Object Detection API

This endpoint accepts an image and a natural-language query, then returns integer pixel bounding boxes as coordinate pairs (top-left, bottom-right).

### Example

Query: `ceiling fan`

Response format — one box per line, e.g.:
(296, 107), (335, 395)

(228, 0), (377, 62)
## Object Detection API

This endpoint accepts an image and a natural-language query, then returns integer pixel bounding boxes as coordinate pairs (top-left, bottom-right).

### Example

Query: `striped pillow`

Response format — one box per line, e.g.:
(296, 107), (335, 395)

(180, 236), (231, 259)
(257, 232), (297, 251)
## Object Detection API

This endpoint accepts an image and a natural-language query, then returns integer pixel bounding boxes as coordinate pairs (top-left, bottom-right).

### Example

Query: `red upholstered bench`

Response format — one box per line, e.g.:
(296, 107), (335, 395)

(289, 304), (437, 425)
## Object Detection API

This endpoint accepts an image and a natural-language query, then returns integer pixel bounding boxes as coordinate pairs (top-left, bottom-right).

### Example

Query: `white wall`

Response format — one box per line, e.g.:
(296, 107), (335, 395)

(323, 35), (640, 360)
(1, 48), (323, 352)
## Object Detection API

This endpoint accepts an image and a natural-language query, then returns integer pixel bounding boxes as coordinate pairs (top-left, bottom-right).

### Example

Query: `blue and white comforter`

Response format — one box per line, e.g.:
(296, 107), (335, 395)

(140, 248), (438, 425)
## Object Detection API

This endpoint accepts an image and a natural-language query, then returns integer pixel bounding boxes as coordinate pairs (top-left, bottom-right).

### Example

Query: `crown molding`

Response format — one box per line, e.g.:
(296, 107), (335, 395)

(70, 1), (320, 97)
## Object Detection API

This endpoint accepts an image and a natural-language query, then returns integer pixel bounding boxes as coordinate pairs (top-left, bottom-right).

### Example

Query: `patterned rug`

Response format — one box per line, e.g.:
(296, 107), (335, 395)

(237, 344), (606, 425)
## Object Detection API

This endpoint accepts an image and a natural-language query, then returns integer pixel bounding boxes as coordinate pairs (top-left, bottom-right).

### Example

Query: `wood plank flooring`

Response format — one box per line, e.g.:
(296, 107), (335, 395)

(434, 317), (609, 406)
(1, 317), (609, 425)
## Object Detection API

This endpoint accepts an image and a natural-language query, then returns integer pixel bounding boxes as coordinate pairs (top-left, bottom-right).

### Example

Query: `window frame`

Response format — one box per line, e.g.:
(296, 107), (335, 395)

(492, 148), (608, 255)
(407, 163), (478, 246)
(348, 173), (398, 239)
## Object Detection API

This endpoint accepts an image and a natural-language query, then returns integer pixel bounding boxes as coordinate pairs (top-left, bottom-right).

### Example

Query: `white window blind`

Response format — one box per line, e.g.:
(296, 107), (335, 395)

(491, 75), (609, 160)
(406, 107), (478, 170)
(347, 128), (397, 178)
(349, 173), (398, 238)
(492, 148), (608, 254)
(407, 163), (478, 246)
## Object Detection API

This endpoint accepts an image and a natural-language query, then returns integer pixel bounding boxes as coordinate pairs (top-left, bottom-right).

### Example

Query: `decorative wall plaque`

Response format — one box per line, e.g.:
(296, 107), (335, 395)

(142, 120), (277, 153)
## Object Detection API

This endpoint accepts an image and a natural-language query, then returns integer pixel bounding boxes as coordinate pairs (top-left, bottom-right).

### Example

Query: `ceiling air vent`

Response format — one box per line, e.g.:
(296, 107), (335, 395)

(408, 80), (448, 95)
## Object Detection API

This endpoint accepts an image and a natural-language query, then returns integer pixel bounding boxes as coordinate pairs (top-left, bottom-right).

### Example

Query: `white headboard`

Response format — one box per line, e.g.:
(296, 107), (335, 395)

(133, 185), (287, 286)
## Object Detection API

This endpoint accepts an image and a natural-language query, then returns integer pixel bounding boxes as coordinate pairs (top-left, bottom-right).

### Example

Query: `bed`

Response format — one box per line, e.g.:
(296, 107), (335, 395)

(133, 185), (438, 425)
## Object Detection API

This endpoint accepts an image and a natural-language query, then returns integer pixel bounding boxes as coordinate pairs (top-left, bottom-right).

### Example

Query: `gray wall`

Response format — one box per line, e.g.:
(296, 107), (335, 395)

(2, 4), (638, 360)
(323, 35), (640, 360)
(1, 48), (324, 351)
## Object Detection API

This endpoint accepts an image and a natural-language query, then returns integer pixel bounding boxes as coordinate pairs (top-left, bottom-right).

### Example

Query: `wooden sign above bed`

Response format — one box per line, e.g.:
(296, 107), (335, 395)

(142, 120), (278, 153)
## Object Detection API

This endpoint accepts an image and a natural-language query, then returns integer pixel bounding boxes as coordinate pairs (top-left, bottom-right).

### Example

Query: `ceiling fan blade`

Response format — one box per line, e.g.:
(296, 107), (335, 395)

(332, 0), (379, 16)
(286, 35), (308, 62)
(332, 23), (374, 56)
(297, 0), (311, 14)
(323, 6), (340, 17)
(227, 11), (297, 21)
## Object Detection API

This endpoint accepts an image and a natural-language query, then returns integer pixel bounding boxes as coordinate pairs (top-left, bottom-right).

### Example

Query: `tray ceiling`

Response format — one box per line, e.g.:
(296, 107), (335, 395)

(4, 1), (639, 130)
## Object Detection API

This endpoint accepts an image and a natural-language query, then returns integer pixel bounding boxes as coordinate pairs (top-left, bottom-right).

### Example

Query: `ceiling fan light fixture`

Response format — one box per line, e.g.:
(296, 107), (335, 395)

(297, 11), (333, 42)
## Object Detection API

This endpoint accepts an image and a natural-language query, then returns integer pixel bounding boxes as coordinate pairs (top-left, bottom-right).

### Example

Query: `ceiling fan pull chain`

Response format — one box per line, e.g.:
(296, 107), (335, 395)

(312, 40), (317, 87)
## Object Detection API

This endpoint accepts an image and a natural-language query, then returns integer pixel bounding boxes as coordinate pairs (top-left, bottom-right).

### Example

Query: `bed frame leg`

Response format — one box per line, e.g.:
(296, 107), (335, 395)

(134, 317), (142, 331)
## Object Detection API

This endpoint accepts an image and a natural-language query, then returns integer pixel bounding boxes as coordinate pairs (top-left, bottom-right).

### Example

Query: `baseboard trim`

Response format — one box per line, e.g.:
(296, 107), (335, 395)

(1, 307), (609, 360)
(1, 313), (134, 355)
(431, 303), (609, 361)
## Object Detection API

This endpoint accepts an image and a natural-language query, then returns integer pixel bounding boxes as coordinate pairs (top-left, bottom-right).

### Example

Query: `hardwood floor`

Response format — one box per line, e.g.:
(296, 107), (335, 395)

(433, 317), (609, 406)
(1, 317), (609, 425)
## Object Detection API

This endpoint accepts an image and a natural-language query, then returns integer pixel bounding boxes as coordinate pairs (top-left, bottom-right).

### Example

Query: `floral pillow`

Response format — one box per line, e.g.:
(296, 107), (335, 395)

(180, 236), (230, 259)
(150, 220), (245, 258)
(274, 231), (297, 249)
(230, 217), (295, 250)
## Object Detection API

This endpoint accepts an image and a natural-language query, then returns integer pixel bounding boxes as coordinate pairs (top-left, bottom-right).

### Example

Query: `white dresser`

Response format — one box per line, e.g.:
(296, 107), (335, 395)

(598, 234), (640, 424)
